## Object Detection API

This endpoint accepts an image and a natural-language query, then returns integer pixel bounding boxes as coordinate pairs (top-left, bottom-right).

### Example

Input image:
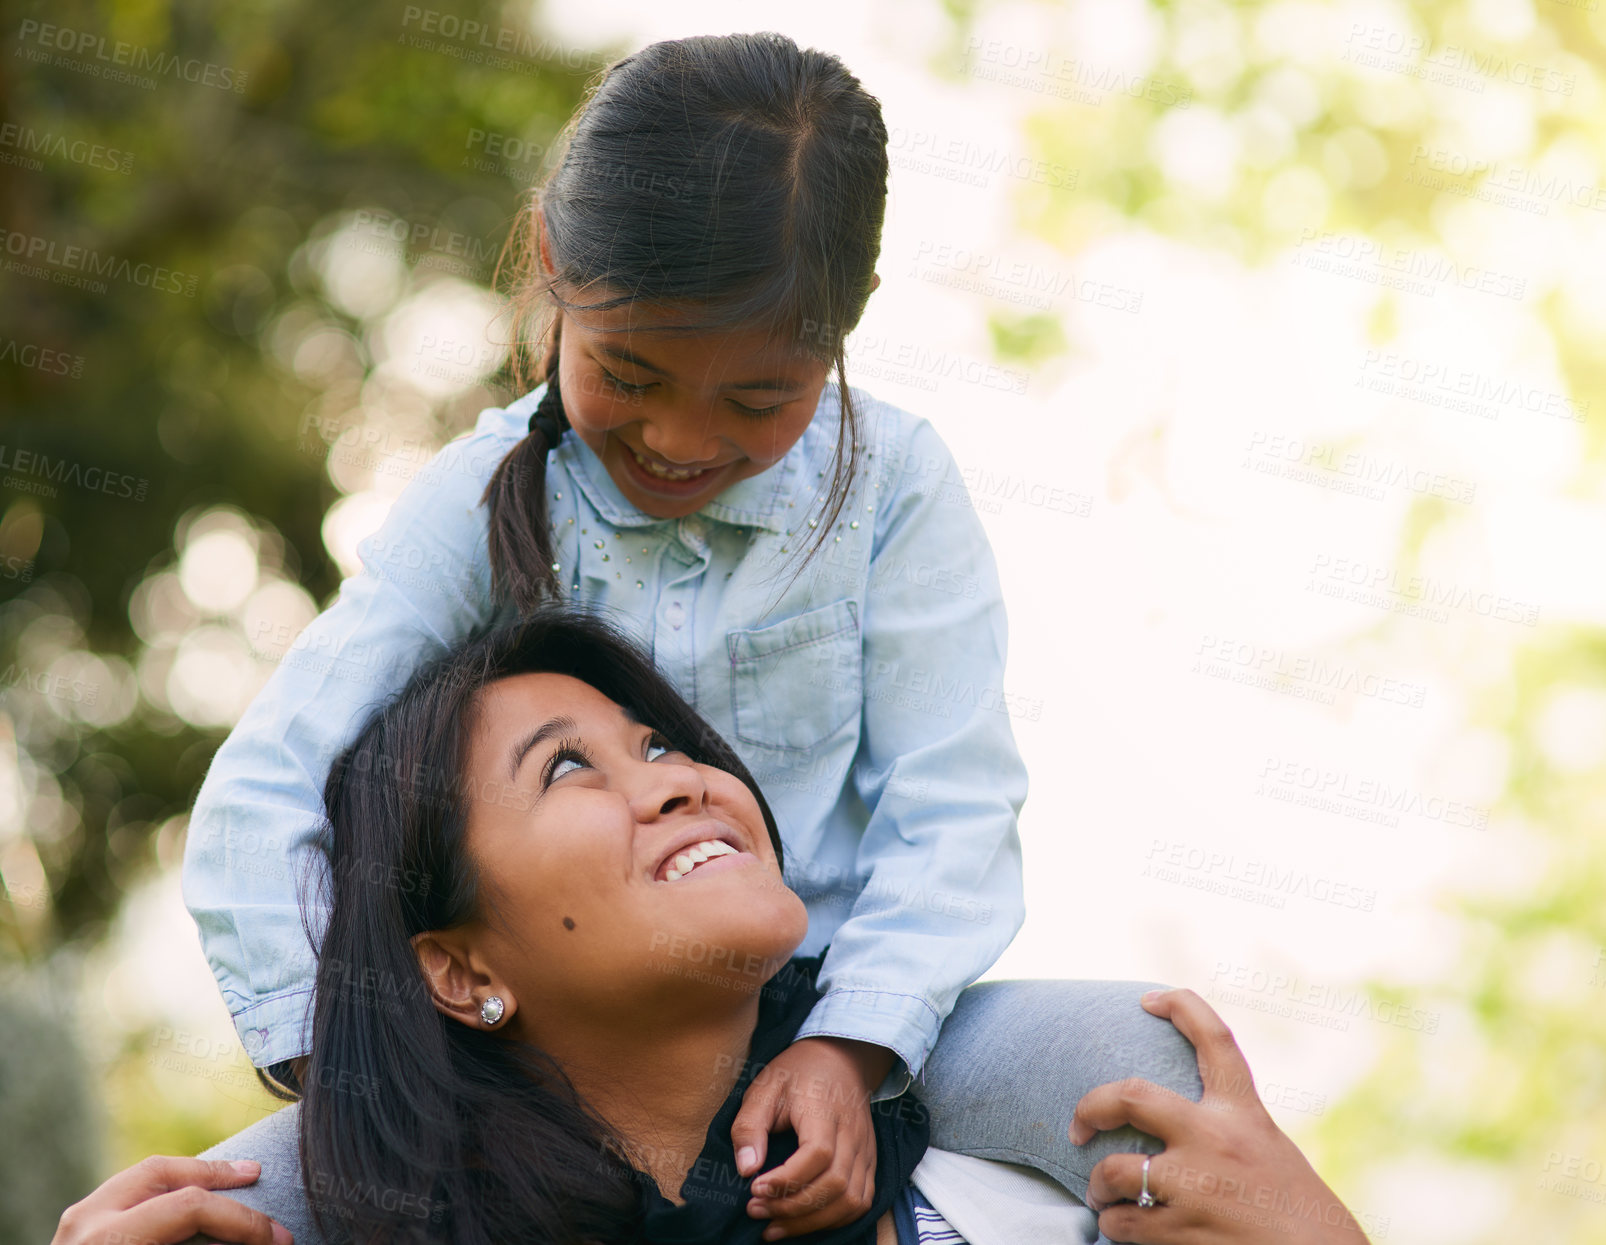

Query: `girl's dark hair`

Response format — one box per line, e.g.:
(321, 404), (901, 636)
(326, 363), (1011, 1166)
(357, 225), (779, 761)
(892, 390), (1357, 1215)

(484, 31), (890, 611)
(299, 606), (785, 1244)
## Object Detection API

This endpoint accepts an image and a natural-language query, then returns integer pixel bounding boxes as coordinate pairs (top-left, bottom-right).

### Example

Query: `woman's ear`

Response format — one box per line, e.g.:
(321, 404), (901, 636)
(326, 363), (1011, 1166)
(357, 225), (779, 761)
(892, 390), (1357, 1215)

(869, 271), (881, 293)
(411, 930), (516, 1030)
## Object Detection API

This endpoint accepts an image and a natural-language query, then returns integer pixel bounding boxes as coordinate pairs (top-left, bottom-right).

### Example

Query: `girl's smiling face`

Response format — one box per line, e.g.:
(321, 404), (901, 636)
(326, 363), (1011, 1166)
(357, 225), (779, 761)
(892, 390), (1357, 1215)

(554, 296), (835, 520)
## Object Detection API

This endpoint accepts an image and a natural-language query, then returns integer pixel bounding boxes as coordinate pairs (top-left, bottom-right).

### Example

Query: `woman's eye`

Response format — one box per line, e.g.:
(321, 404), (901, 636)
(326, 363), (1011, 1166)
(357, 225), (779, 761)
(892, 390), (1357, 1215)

(645, 732), (684, 762)
(731, 400), (785, 418)
(544, 744), (591, 786)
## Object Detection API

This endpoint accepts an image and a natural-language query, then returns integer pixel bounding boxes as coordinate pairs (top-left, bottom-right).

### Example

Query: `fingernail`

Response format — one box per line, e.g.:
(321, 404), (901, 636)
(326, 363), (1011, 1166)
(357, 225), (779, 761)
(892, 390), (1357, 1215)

(763, 1228), (784, 1242)
(737, 1145), (758, 1174)
(1141, 989), (1164, 1005)
(1069, 1122), (1089, 1146)
(271, 1223), (293, 1245)
(230, 1160), (260, 1175)
(748, 1201), (771, 1219)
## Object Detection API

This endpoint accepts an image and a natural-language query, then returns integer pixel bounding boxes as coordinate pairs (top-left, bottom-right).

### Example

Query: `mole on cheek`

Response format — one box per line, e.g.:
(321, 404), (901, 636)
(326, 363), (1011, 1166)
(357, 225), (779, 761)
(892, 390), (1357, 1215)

(562, 916), (576, 931)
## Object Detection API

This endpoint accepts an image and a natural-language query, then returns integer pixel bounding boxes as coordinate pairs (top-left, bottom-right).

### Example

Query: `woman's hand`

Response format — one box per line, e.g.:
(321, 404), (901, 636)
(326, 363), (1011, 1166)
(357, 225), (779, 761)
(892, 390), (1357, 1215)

(1071, 989), (1369, 1245)
(731, 1036), (895, 1241)
(52, 1156), (291, 1245)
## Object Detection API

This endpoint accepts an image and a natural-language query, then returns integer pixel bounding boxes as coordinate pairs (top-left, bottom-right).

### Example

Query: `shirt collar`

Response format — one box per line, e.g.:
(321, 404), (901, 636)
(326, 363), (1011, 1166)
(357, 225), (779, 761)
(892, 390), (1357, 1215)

(540, 381), (837, 535)
(633, 954), (930, 1242)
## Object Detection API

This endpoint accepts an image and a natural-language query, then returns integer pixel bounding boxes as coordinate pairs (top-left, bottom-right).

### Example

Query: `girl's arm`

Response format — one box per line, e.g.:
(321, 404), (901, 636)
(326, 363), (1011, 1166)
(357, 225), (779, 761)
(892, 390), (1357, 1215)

(730, 412), (1027, 1237)
(181, 405), (526, 1068)
(791, 413), (1029, 1092)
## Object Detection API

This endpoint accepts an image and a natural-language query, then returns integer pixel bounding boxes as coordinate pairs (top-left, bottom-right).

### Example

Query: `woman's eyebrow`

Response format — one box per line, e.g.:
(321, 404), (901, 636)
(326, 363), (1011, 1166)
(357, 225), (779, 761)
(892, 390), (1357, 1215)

(618, 704), (660, 739)
(619, 704), (682, 752)
(594, 341), (805, 392)
(507, 715), (578, 781)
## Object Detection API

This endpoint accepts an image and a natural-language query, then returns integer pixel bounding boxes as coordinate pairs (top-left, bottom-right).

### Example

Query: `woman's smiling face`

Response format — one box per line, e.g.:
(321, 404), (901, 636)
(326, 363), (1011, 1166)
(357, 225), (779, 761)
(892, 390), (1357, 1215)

(451, 671), (809, 1026)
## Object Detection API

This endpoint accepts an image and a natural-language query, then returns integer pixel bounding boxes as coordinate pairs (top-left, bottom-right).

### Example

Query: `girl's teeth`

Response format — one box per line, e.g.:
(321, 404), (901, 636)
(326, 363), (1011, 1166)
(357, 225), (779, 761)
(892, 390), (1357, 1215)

(633, 449), (706, 481)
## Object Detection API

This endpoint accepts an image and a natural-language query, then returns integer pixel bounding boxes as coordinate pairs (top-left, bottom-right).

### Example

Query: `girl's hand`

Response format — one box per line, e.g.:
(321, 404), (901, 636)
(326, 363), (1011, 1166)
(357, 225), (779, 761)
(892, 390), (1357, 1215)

(52, 1156), (291, 1245)
(732, 1036), (895, 1241)
(1070, 989), (1369, 1245)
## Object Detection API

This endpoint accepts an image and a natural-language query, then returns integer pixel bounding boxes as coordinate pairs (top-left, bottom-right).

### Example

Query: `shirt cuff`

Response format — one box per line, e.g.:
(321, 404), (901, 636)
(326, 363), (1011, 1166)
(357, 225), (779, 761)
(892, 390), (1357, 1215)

(224, 987), (315, 1069)
(792, 987), (943, 1103)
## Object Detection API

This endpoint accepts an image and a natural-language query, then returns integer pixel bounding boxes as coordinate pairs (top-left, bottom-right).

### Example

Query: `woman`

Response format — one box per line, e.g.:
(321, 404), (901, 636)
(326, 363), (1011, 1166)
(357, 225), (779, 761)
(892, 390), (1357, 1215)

(55, 611), (1371, 1245)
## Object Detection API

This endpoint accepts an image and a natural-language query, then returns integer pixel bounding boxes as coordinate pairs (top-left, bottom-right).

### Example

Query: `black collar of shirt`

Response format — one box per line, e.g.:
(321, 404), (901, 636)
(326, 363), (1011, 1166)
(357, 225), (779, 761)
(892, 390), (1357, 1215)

(632, 954), (931, 1245)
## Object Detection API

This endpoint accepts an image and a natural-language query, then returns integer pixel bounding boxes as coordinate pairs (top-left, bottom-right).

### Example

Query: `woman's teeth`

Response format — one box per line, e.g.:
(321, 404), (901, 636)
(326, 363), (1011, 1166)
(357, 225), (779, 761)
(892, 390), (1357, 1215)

(632, 449), (708, 481)
(664, 839), (738, 882)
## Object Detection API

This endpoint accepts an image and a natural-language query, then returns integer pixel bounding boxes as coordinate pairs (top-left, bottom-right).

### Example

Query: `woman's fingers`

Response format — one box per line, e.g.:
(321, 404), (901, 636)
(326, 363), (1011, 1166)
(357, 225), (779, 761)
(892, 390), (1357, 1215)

(51, 1157), (288, 1245)
(1087, 1150), (1147, 1212)
(1085, 1153), (1182, 1245)
(1139, 988), (1258, 1106)
(1095, 1198), (1187, 1245)
(1071, 1074), (1194, 1147)
(83, 1156), (264, 1211)
(1072, 990), (1370, 1245)
(114, 1186), (289, 1245)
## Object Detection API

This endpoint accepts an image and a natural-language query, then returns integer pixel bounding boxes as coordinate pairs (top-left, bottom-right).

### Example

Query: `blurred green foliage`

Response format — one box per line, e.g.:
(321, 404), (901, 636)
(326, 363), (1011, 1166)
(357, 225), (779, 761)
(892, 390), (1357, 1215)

(2, 0), (606, 1182)
(2, 0), (599, 956)
(0, 984), (101, 1241)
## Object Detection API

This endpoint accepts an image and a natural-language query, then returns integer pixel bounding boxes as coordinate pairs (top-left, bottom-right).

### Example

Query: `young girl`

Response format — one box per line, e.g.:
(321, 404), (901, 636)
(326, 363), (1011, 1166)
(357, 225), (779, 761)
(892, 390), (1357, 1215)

(182, 30), (1200, 1240)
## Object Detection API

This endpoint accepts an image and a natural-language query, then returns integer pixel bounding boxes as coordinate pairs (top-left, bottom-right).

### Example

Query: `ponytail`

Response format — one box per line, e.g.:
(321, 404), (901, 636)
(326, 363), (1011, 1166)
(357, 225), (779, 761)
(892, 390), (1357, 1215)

(481, 322), (569, 615)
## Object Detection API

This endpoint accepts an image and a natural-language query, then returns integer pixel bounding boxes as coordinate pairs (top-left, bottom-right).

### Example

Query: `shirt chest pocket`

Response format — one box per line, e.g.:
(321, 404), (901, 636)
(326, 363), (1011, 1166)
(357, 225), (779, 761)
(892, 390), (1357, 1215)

(727, 598), (862, 752)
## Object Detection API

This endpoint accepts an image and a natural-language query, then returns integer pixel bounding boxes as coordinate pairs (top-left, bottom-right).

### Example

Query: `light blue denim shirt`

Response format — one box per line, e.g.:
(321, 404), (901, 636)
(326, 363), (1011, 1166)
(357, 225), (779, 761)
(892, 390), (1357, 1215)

(182, 380), (1028, 1095)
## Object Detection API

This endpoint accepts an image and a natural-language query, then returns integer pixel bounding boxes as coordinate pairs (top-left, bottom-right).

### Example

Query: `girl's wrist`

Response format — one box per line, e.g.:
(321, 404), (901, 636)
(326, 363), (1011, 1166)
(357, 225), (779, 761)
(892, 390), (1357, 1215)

(802, 1035), (897, 1090)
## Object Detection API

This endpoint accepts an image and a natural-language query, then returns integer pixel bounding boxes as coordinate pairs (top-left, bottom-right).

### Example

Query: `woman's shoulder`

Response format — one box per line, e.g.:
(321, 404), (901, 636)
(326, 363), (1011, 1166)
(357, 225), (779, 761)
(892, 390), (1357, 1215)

(196, 1104), (327, 1244)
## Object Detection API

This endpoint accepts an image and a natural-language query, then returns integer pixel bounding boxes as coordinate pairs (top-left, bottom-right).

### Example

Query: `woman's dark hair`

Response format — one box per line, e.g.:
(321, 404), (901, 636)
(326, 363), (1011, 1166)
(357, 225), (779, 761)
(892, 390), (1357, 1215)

(484, 31), (890, 610)
(298, 606), (785, 1244)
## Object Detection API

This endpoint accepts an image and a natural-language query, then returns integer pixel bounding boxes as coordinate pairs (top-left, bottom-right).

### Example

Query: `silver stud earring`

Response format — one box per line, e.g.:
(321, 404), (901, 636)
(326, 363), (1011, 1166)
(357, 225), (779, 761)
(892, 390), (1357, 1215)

(479, 995), (505, 1027)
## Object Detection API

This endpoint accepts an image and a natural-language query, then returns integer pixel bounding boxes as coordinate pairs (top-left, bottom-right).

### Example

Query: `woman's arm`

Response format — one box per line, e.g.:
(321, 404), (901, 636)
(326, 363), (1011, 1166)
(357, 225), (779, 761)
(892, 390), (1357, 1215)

(51, 1157), (288, 1245)
(1072, 989), (1370, 1245)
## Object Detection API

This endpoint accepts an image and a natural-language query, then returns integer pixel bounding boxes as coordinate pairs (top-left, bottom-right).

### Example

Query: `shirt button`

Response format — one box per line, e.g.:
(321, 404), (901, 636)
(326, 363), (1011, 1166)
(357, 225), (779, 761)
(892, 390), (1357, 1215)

(666, 600), (686, 629)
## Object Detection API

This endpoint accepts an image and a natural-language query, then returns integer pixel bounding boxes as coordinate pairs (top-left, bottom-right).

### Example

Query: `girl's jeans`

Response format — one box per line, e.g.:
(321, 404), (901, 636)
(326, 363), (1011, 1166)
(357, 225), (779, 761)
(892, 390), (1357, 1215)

(907, 979), (1205, 1242)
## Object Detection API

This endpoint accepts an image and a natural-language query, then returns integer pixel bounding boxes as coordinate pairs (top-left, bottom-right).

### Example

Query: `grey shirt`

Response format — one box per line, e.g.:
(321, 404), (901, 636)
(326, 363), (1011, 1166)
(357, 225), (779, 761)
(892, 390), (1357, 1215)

(197, 1104), (327, 1244)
